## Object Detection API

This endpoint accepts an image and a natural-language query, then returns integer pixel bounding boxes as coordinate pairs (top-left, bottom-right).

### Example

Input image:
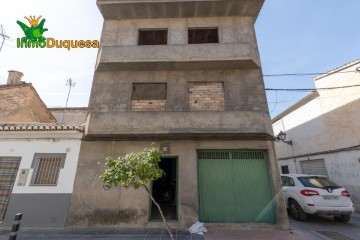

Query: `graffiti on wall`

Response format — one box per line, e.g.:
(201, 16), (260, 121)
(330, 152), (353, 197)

(329, 161), (360, 180)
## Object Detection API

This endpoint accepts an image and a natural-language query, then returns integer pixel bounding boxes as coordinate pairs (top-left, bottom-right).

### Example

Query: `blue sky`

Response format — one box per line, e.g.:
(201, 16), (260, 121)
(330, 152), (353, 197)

(0, 0), (359, 118)
(256, 0), (360, 117)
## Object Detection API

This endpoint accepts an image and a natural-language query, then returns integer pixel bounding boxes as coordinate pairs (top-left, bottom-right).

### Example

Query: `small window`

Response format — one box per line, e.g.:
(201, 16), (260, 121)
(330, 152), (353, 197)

(188, 28), (219, 44)
(30, 153), (66, 186)
(131, 83), (167, 112)
(138, 29), (168, 45)
(132, 83), (167, 100)
(281, 165), (289, 174)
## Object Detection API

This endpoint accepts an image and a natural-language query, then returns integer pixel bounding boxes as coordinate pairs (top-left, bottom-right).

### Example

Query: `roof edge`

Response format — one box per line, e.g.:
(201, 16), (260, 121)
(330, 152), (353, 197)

(314, 59), (360, 81)
(272, 90), (319, 123)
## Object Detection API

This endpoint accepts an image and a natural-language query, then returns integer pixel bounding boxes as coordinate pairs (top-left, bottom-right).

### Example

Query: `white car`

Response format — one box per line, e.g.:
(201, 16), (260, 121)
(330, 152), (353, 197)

(281, 174), (355, 222)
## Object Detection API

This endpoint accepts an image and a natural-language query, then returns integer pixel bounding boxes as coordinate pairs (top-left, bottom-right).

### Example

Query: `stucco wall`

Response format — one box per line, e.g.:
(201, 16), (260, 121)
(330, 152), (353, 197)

(50, 108), (88, 125)
(0, 132), (82, 194)
(274, 61), (360, 211)
(67, 140), (288, 229)
(87, 69), (271, 136)
(100, 17), (258, 48)
(0, 131), (82, 227)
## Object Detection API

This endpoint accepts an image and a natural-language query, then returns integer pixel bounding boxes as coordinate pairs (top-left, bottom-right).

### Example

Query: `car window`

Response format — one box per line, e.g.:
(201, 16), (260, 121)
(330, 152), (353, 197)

(297, 177), (340, 189)
(281, 176), (295, 187)
(288, 177), (295, 186)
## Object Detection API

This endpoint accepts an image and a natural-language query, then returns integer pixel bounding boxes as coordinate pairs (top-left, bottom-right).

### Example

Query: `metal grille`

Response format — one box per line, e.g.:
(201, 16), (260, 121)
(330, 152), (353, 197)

(0, 158), (21, 219)
(232, 151), (264, 160)
(33, 157), (62, 185)
(198, 151), (230, 160)
(198, 151), (265, 160)
(300, 159), (328, 176)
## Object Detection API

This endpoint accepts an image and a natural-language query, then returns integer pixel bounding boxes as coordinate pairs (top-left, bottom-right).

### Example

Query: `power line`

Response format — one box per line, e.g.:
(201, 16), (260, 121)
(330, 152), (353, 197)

(269, 90), (278, 114)
(263, 70), (357, 77)
(265, 83), (360, 92)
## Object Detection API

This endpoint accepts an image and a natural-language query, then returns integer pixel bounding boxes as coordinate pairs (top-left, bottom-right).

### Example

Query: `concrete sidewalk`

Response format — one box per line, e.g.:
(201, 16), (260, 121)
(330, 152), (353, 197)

(204, 229), (312, 240)
(0, 228), (203, 240)
(0, 227), (314, 240)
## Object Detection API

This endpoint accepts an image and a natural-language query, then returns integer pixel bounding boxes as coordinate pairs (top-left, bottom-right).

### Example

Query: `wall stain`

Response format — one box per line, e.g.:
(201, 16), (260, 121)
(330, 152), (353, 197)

(68, 209), (146, 226)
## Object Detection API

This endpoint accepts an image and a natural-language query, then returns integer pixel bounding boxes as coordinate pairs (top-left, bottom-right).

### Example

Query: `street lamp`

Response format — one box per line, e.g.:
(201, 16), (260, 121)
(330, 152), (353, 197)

(275, 131), (293, 145)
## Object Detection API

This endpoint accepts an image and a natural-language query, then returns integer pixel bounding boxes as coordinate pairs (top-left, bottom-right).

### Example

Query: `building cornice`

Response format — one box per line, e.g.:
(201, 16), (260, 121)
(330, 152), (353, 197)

(0, 123), (84, 132)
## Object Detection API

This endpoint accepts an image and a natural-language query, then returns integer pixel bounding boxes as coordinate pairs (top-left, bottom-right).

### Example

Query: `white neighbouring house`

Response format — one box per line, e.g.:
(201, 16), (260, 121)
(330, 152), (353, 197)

(0, 70), (86, 228)
(0, 124), (84, 228)
(272, 60), (360, 211)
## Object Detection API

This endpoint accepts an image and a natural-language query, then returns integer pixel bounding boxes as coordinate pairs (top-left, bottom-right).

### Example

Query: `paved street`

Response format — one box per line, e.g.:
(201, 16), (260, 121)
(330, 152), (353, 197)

(0, 213), (359, 240)
(289, 213), (360, 240)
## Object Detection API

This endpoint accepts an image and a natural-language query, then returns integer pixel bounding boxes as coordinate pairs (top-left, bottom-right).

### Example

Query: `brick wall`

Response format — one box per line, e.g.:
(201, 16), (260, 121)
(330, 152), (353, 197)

(189, 82), (225, 111)
(131, 100), (166, 112)
(0, 84), (55, 123)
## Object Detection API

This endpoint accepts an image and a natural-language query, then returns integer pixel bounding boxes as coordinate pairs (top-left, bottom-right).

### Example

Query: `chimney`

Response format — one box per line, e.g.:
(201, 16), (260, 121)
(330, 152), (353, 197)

(7, 70), (24, 85)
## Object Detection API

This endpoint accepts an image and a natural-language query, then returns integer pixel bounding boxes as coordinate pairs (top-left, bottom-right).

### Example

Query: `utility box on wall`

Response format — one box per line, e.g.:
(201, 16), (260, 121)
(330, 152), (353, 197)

(17, 169), (29, 186)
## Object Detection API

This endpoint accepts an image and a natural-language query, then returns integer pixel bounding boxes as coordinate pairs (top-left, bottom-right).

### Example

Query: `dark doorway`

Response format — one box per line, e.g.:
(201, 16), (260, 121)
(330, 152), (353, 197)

(150, 157), (177, 221)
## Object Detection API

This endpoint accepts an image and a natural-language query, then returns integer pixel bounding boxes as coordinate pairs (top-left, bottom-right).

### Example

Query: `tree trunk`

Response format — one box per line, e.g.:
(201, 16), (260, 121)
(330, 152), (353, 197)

(144, 186), (175, 240)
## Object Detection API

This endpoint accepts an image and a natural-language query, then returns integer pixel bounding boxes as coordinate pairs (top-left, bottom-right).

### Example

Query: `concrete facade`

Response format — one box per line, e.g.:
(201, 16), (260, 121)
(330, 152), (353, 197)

(273, 60), (360, 211)
(50, 108), (88, 125)
(67, 0), (288, 229)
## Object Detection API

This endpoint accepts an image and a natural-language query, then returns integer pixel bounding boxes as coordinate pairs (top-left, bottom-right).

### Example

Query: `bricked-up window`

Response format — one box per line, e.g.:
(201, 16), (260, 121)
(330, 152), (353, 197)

(189, 82), (225, 111)
(30, 153), (66, 186)
(188, 28), (219, 44)
(131, 83), (167, 112)
(138, 29), (168, 45)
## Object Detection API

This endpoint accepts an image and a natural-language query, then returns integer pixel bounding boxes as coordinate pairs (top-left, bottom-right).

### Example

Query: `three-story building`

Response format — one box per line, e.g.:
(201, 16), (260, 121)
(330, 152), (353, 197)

(67, 0), (288, 229)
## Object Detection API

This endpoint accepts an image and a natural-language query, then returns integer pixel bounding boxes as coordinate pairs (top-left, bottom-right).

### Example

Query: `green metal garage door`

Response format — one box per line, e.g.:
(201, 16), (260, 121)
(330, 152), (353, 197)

(198, 150), (276, 223)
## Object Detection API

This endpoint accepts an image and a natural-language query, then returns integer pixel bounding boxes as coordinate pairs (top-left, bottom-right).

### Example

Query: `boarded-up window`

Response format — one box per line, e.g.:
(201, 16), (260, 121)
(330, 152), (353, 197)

(131, 83), (167, 112)
(188, 28), (219, 44)
(138, 30), (168, 45)
(31, 154), (66, 186)
(189, 82), (225, 111)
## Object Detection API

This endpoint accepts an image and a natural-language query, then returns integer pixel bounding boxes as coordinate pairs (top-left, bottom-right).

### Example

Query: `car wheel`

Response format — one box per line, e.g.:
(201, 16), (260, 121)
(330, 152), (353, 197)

(334, 214), (351, 223)
(289, 200), (308, 221)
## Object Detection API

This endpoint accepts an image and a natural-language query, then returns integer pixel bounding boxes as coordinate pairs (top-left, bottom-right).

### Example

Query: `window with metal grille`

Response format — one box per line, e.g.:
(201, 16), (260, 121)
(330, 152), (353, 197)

(30, 154), (66, 186)
(138, 29), (168, 45)
(188, 28), (219, 44)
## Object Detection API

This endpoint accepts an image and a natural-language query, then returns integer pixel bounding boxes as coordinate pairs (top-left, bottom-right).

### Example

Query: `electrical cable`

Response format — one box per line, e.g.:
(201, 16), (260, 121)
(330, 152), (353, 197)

(269, 90), (278, 114)
(263, 70), (357, 77)
(265, 83), (360, 92)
